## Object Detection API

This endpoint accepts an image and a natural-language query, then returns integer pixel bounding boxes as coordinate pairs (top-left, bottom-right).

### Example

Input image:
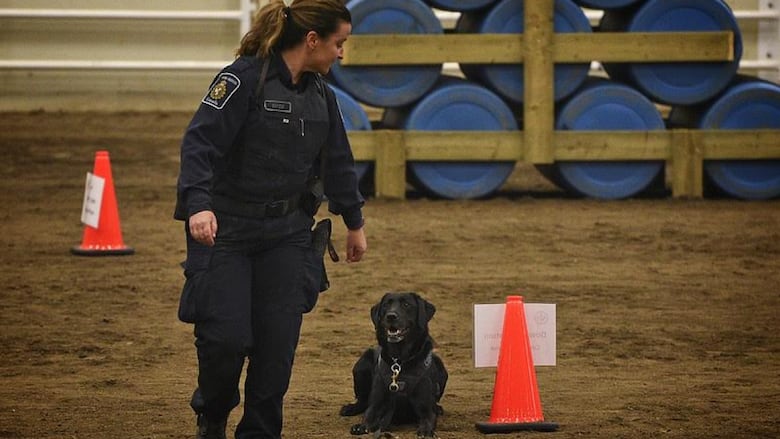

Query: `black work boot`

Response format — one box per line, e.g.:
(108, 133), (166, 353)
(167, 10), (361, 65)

(196, 413), (227, 439)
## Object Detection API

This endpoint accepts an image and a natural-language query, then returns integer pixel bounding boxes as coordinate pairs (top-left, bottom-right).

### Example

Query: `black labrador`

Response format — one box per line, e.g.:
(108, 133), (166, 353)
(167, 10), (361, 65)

(340, 292), (448, 438)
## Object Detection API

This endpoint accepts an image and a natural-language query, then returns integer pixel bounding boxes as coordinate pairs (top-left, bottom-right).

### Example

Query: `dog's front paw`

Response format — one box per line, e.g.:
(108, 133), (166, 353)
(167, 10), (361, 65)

(416, 430), (438, 439)
(350, 423), (369, 435)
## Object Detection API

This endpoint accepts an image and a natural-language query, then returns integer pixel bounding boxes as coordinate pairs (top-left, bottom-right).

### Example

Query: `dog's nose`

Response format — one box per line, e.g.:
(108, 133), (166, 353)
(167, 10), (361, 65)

(386, 312), (398, 321)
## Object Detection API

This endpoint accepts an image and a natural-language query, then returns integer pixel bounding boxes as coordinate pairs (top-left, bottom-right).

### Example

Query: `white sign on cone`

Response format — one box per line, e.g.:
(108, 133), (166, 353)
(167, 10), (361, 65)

(473, 303), (556, 367)
(80, 172), (105, 229)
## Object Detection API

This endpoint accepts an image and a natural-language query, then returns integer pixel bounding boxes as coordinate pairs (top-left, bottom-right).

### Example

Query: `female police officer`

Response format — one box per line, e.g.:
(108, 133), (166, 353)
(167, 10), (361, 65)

(173, 1), (366, 437)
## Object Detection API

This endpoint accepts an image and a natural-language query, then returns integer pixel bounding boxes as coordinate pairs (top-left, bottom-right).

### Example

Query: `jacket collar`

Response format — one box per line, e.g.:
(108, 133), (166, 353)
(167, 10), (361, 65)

(269, 53), (310, 92)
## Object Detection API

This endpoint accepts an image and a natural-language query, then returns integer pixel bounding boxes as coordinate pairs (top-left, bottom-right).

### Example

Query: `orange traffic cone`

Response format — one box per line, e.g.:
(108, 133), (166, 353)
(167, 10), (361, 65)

(476, 295), (558, 433)
(71, 150), (134, 256)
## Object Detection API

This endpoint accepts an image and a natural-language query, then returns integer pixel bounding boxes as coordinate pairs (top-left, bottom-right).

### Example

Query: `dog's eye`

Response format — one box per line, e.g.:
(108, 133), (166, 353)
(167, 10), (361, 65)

(401, 301), (411, 308)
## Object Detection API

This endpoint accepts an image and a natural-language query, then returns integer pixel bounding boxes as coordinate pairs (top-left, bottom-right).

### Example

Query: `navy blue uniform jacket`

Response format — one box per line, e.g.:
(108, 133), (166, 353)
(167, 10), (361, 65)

(174, 54), (364, 230)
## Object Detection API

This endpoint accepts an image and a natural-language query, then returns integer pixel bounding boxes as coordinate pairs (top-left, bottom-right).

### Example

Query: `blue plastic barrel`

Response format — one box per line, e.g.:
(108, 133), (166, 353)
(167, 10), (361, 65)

(329, 0), (442, 108)
(329, 85), (372, 182)
(424, 0), (498, 12)
(600, 0), (742, 105)
(383, 77), (518, 199)
(456, 0), (591, 104)
(574, 0), (644, 9)
(668, 77), (780, 200)
(550, 78), (666, 199)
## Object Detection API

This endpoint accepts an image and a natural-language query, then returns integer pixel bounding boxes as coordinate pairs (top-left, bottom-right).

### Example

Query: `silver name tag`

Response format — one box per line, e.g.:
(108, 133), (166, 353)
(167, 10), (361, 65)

(264, 100), (292, 113)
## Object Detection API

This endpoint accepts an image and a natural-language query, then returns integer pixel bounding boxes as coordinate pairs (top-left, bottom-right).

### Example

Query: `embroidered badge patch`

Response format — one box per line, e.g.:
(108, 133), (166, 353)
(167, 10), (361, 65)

(264, 100), (293, 113)
(202, 73), (240, 110)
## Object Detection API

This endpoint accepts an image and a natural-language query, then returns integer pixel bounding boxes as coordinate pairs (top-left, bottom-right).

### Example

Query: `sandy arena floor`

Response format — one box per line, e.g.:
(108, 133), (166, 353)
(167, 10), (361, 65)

(1, 111), (778, 438)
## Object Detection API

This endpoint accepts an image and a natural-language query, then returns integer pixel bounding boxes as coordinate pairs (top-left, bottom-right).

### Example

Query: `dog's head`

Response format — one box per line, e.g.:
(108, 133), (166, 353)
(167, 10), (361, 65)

(370, 292), (436, 344)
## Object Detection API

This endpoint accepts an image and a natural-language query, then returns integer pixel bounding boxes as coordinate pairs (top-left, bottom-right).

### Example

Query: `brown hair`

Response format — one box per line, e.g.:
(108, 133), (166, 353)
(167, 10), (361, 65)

(237, 0), (351, 58)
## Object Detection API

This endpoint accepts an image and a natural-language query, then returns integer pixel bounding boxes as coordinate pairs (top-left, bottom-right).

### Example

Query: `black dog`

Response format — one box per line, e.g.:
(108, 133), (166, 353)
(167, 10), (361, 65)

(340, 292), (448, 438)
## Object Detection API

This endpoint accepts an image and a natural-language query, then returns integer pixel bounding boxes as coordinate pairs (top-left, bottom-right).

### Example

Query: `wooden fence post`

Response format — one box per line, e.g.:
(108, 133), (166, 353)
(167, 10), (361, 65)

(524, 0), (555, 164)
(671, 129), (704, 198)
(374, 130), (407, 199)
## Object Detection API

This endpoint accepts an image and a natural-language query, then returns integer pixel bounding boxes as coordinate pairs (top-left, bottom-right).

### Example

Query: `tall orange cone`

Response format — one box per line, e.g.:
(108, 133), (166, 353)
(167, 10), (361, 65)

(71, 150), (134, 256)
(476, 295), (558, 433)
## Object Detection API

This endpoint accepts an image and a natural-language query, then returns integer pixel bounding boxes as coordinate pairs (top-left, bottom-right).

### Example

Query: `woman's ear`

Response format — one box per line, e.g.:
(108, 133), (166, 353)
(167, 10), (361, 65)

(305, 31), (319, 50)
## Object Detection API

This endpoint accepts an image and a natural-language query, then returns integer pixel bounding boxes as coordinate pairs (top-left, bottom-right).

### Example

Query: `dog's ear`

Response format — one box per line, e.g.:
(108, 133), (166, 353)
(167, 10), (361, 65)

(370, 302), (380, 328)
(370, 293), (388, 328)
(412, 292), (436, 329)
(425, 299), (436, 321)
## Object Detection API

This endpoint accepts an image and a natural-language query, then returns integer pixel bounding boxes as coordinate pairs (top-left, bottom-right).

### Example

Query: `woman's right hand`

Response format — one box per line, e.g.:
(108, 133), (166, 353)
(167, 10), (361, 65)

(189, 210), (218, 247)
(345, 226), (367, 263)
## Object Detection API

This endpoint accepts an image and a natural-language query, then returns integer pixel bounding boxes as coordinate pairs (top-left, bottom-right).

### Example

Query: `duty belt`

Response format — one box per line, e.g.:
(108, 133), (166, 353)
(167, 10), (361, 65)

(212, 194), (300, 219)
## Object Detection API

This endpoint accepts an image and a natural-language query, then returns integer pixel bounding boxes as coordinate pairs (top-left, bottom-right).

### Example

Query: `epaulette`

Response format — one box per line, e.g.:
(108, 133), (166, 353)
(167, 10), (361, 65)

(231, 56), (260, 75)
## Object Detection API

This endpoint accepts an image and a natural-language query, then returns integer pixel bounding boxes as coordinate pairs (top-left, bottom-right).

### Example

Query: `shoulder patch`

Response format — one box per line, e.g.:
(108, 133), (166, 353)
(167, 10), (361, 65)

(202, 72), (241, 110)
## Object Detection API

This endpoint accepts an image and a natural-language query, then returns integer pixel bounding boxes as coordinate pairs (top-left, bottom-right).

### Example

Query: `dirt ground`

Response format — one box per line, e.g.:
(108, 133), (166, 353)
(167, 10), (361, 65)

(1, 111), (778, 439)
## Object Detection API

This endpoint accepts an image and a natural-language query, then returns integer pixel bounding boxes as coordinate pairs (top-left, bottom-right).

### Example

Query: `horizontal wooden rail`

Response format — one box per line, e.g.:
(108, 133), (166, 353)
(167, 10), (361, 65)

(348, 129), (780, 198)
(348, 130), (780, 161)
(341, 32), (734, 65)
(434, 9), (780, 28)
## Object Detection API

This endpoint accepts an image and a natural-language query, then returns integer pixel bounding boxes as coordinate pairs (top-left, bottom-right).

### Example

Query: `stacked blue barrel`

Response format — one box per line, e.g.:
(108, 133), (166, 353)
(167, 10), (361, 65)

(328, 0), (780, 200)
(668, 76), (780, 200)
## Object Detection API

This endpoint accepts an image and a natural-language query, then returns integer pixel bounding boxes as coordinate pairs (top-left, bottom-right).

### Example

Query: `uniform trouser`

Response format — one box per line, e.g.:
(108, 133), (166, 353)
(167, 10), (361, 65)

(183, 210), (320, 439)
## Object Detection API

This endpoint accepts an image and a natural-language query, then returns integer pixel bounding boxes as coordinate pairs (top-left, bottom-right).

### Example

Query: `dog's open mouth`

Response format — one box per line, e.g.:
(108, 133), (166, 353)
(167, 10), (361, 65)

(385, 326), (409, 343)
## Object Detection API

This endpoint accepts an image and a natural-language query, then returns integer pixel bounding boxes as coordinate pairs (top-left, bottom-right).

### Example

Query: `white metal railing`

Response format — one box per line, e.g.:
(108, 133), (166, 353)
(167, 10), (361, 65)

(0, 3), (777, 74)
(0, 2), (255, 70)
(0, 9), (245, 21)
(0, 60), (232, 71)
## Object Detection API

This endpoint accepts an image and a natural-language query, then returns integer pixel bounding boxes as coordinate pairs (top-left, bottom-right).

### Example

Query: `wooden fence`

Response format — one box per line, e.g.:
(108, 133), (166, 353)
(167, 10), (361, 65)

(340, 0), (780, 199)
